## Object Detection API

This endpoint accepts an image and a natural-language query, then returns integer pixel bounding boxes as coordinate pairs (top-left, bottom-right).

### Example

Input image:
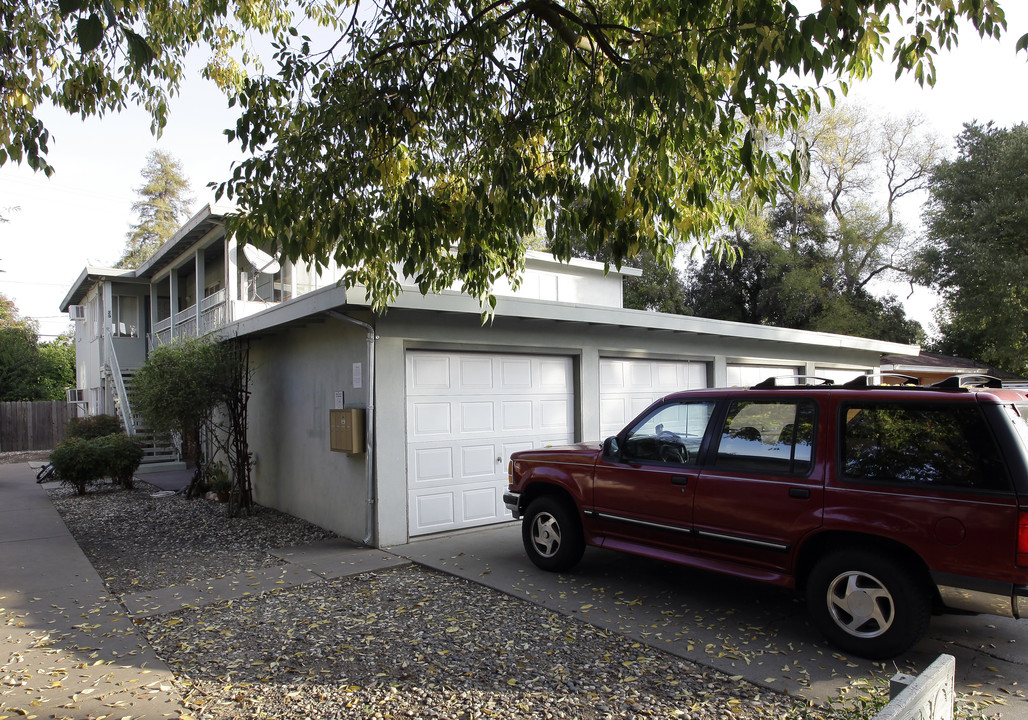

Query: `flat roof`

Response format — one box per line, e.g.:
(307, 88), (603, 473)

(220, 280), (919, 356)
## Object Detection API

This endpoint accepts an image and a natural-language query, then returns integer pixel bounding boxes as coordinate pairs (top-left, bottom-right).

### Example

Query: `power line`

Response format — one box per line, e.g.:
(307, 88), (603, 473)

(0, 278), (72, 288)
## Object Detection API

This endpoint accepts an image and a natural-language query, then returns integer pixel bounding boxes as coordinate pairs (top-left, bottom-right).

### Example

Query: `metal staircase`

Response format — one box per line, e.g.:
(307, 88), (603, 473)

(103, 334), (181, 466)
(118, 369), (180, 465)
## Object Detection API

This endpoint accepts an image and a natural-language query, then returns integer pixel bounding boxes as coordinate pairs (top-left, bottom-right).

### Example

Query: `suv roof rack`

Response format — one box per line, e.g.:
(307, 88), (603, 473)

(930, 374), (1003, 389)
(842, 373), (921, 389)
(751, 375), (836, 389)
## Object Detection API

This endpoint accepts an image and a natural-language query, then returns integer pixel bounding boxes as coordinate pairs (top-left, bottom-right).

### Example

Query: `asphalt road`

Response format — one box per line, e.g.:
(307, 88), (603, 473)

(396, 523), (1028, 719)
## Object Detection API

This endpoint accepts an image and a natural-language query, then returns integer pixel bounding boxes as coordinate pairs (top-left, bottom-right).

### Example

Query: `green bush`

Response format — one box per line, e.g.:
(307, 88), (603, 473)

(51, 431), (144, 494)
(96, 433), (144, 489)
(67, 414), (124, 440)
(50, 437), (106, 495)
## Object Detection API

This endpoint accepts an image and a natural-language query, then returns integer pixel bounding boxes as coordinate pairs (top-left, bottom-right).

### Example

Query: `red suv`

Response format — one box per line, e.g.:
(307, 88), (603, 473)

(504, 375), (1028, 659)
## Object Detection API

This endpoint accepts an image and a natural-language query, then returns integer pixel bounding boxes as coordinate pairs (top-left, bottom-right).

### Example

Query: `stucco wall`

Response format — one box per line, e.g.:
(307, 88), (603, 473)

(247, 316), (371, 543)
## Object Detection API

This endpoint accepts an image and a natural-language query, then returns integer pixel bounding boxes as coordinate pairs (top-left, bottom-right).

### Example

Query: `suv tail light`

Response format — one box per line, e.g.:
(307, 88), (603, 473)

(1020, 511), (1028, 568)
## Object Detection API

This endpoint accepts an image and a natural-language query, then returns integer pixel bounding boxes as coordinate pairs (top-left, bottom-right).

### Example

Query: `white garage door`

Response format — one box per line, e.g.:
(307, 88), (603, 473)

(727, 364), (802, 387)
(599, 359), (708, 437)
(406, 351), (574, 536)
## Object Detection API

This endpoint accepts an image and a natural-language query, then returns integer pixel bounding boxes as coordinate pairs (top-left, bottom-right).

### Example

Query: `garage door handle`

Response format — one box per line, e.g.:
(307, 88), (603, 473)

(789, 487), (810, 499)
(671, 475), (689, 486)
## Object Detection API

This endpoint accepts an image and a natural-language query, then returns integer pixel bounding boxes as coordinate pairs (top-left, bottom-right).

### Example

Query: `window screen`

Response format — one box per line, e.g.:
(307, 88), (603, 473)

(840, 402), (1009, 491)
(714, 400), (816, 475)
(111, 296), (138, 338)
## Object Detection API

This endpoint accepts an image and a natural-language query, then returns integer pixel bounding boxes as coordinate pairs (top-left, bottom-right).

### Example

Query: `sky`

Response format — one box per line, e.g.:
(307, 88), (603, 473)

(1, 5), (1026, 341)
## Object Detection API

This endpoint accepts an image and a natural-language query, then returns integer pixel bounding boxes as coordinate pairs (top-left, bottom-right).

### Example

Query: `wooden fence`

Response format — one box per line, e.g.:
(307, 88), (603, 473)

(0, 401), (77, 452)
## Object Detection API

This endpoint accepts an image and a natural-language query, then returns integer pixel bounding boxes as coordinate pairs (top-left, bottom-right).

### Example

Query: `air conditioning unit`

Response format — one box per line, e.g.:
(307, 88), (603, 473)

(68, 305), (86, 321)
(66, 388), (86, 403)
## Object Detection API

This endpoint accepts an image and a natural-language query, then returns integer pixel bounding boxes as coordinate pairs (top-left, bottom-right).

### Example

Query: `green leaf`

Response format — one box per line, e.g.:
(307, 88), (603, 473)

(740, 130), (753, 173)
(76, 14), (104, 54)
(1017, 33), (1028, 54)
(58, 0), (84, 16)
(124, 29), (155, 67)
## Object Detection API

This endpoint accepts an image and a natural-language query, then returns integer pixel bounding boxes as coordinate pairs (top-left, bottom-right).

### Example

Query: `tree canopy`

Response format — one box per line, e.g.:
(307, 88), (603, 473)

(1, 1), (1019, 310)
(913, 122), (1028, 376)
(118, 149), (193, 268)
(684, 199), (923, 343)
(0, 293), (75, 401)
(215, 0), (1014, 310)
(0, 0), (338, 175)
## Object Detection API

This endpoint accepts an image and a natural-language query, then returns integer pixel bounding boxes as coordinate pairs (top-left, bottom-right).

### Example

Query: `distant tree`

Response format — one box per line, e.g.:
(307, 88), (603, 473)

(785, 104), (943, 292)
(117, 150), (193, 268)
(685, 198), (923, 344)
(913, 122), (1028, 376)
(682, 104), (935, 343)
(0, 294), (74, 400)
(36, 335), (76, 401)
(622, 251), (691, 315)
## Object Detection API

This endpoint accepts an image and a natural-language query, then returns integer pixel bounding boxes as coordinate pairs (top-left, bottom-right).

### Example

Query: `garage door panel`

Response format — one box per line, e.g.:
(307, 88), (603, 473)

(410, 354), (451, 390)
(629, 363), (653, 388)
(462, 487), (500, 522)
(539, 359), (571, 388)
(500, 358), (533, 388)
(539, 398), (570, 430)
(407, 351), (574, 536)
(460, 401), (495, 433)
(461, 444), (497, 478)
(599, 359), (709, 437)
(412, 446), (454, 483)
(459, 356), (494, 388)
(412, 492), (456, 530)
(501, 400), (533, 431)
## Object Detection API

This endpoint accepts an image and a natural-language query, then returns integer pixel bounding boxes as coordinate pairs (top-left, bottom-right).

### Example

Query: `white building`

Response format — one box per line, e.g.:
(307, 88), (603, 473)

(60, 204), (918, 546)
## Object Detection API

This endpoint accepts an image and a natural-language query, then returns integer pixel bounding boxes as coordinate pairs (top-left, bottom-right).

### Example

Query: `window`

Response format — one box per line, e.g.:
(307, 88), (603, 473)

(111, 296), (139, 338)
(714, 400), (816, 475)
(622, 401), (717, 465)
(840, 402), (1009, 491)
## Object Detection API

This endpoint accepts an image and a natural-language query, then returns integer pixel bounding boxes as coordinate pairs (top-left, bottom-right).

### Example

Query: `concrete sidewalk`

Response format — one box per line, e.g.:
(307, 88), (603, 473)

(0, 462), (183, 719)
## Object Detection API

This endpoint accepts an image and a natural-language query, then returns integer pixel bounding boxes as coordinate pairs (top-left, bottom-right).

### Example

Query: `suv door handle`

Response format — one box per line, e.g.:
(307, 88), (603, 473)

(671, 475), (690, 486)
(789, 487), (811, 499)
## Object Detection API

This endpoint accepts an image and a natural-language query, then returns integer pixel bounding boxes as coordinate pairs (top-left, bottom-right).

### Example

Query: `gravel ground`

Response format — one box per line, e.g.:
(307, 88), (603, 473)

(49, 482), (336, 595)
(43, 474), (840, 720)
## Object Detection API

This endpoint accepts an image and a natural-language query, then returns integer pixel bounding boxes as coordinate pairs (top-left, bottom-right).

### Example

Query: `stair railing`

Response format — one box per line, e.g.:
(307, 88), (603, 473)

(104, 333), (136, 436)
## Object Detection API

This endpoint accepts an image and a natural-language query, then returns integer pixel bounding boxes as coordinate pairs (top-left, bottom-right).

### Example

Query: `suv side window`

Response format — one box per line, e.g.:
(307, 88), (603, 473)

(840, 402), (1010, 491)
(622, 401), (717, 465)
(714, 399), (816, 475)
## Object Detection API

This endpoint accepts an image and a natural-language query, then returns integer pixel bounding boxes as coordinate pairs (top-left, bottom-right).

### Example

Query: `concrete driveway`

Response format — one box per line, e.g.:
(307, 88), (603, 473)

(394, 522), (1028, 719)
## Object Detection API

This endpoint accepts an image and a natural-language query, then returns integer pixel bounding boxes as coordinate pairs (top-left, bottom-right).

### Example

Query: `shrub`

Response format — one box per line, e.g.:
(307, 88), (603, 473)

(67, 414), (124, 440)
(96, 433), (144, 489)
(50, 437), (106, 495)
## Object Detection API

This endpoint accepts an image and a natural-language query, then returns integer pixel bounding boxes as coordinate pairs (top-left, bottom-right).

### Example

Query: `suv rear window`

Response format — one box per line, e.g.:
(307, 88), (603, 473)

(840, 402), (1010, 491)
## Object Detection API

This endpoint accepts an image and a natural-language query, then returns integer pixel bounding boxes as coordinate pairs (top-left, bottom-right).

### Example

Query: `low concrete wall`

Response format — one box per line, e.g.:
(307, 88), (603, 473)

(874, 654), (955, 720)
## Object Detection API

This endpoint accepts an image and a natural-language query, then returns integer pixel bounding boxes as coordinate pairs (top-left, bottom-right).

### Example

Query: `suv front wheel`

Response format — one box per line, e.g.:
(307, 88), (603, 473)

(806, 550), (931, 660)
(522, 496), (585, 572)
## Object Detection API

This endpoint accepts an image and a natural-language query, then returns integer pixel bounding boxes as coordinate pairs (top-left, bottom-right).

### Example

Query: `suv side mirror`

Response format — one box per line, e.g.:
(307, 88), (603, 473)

(603, 436), (620, 459)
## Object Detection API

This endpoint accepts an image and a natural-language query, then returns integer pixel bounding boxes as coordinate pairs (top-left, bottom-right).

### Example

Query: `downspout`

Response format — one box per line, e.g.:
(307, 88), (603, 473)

(326, 310), (377, 546)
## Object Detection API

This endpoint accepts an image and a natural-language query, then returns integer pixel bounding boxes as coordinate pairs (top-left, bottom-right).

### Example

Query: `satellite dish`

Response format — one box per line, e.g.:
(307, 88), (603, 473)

(243, 244), (281, 275)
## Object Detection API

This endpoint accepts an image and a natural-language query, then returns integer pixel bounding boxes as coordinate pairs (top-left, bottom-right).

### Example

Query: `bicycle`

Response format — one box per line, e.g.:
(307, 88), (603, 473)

(35, 462), (56, 483)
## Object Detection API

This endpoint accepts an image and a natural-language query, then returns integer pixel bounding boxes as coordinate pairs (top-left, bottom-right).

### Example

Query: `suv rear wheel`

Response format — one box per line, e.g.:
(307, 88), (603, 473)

(806, 550), (931, 660)
(522, 496), (585, 572)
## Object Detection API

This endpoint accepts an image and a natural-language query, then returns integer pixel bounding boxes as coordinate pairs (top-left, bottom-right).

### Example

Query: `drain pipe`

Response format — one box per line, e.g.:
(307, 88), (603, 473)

(326, 310), (377, 546)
